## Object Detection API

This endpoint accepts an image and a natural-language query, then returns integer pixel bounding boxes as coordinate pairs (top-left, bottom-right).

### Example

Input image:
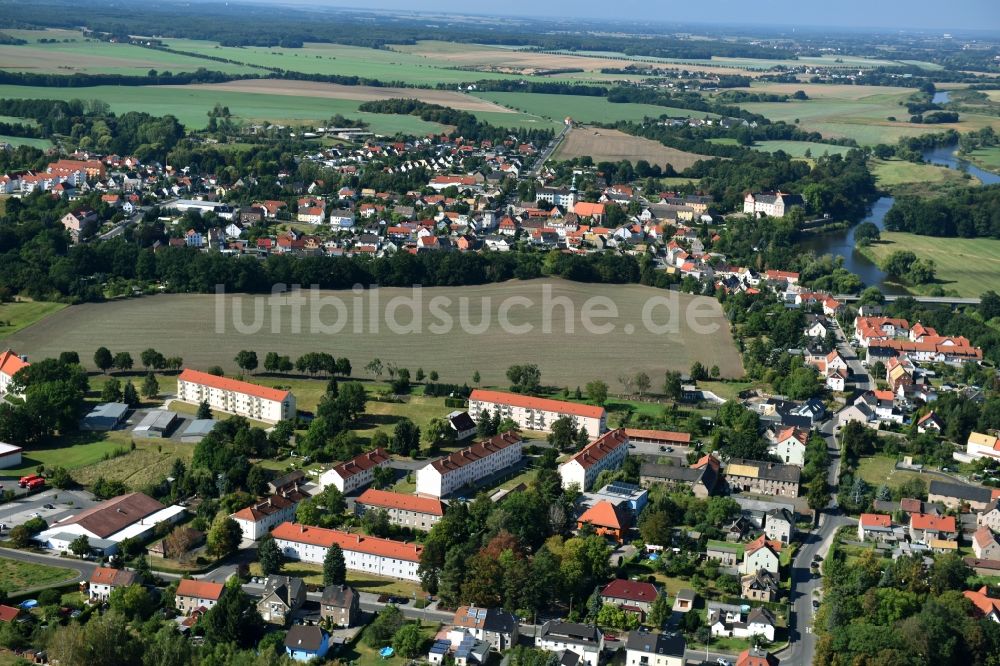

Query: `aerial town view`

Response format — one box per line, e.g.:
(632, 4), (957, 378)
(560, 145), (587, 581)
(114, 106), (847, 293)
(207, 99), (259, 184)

(0, 0), (998, 664)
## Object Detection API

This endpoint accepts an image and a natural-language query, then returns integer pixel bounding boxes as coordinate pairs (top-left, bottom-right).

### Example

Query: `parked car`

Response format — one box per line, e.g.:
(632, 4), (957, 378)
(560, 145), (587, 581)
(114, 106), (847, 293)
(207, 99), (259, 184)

(43, 504), (55, 509)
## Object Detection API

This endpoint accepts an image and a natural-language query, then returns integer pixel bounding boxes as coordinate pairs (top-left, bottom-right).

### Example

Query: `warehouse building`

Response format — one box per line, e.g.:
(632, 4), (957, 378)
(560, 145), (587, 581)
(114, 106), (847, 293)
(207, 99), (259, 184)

(80, 402), (130, 431)
(133, 410), (179, 438)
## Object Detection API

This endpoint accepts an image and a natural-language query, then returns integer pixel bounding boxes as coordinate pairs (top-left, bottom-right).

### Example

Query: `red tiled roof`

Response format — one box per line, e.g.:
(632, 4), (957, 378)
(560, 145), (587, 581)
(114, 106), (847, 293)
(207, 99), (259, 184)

(578, 500), (627, 529)
(776, 426), (808, 445)
(601, 579), (658, 603)
(568, 429), (629, 470)
(331, 448), (391, 481)
(51, 492), (164, 539)
(964, 586), (1000, 618)
(231, 494), (297, 522)
(0, 350), (28, 378)
(974, 527), (999, 549)
(745, 533), (782, 555)
(176, 579), (223, 601)
(860, 513), (892, 528)
(910, 513), (956, 532)
(623, 429), (691, 444)
(271, 522), (423, 561)
(178, 368), (290, 402)
(0, 605), (19, 623)
(89, 567), (136, 587)
(357, 489), (445, 516)
(470, 389), (605, 419)
(430, 431), (522, 474)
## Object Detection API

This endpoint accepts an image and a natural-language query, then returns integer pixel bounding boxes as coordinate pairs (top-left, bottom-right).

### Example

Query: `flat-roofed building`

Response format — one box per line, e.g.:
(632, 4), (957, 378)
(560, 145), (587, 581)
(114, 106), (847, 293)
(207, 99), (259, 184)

(559, 429), (629, 490)
(468, 389), (606, 438)
(177, 368), (295, 424)
(416, 432), (523, 498)
(0, 442), (22, 470)
(133, 410), (179, 438)
(271, 522), (423, 581)
(355, 489), (445, 531)
(80, 402), (130, 431)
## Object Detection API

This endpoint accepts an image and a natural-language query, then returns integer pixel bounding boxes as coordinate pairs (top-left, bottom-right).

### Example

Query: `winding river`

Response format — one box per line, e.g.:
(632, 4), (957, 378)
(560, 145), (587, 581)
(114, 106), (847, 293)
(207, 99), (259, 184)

(800, 144), (1000, 292)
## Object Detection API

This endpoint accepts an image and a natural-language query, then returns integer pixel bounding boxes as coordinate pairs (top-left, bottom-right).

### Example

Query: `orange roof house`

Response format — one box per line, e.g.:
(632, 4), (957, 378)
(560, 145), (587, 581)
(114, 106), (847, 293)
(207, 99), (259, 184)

(577, 500), (630, 542)
(964, 586), (1000, 621)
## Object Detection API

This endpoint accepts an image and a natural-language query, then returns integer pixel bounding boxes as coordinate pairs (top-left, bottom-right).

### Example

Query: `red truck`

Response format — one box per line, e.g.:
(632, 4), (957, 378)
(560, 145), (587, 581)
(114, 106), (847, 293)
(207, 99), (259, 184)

(18, 475), (41, 488)
(27, 478), (45, 490)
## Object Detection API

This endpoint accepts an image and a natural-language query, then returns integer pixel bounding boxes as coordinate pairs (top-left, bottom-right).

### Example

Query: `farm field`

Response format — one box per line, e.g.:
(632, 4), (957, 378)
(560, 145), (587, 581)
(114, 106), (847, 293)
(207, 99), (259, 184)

(742, 92), (1000, 145)
(752, 140), (855, 157)
(175, 79), (514, 114)
(0, 558), (77, 594)
(0, 84), (448, 134)
(3, 279), (744, 387)
(0, 30), (256, 76)
(553, 127), (710, 170)
(870, 158), (979, 196)
(0, 300), (67, 339)
(0, 134), (53, 149)
(860, 232), (1000, 297)
(473, 91), (714, 124)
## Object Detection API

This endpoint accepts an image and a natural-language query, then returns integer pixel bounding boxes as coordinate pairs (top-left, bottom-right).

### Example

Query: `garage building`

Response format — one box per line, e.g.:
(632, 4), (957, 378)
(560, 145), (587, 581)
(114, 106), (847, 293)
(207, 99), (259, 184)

(0, 442), (22, 469)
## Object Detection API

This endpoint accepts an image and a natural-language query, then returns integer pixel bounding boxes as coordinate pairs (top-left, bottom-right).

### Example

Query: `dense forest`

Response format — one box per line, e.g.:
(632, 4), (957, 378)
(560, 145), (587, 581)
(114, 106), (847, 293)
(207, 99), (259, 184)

(884, 185), (1000, 238)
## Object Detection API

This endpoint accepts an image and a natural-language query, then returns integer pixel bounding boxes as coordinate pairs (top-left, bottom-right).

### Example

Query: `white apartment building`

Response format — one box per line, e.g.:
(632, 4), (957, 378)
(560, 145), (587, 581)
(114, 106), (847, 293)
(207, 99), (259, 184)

(415, 431), (523, 498)
(559, 429), (630, 491)
(271, 522), (422, 581)
(355, 488), (445, 531)
(468, 389), (606, 438)
(231, 489), (308, 541)
(176, 368), (296, 424)
(319, 448), (392, 494)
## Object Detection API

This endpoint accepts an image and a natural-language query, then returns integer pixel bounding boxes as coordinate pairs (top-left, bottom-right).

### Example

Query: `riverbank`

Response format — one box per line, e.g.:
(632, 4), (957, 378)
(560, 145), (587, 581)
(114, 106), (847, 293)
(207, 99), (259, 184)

(871, 157), (979, 198)
(857, 232), (1000, 298)
(961, 145), (1000, 176)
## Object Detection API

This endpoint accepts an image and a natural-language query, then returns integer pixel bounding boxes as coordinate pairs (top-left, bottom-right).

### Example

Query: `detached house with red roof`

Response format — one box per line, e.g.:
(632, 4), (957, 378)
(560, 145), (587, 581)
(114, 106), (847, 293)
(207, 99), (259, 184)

(0, 349), (28, 398)
(559, 429), (630, 491)
(175, 579), (224, 615)
(416, 431), (524, 498)
(909, 513), (958, 544)
(768, 426), (809, 466)
(177, 368), (296, 424)
(857, 513), (896, 543)
(739, 534), (782, 575)
(964, 586), (1000, 623)
(88, 566), (137, 602)
(271, 522), (423, 581)
(355, 489), (445, 531)
(600, 579), (659, 618)
(469, 389), (607, 439)
(973, 527), (1000, 560)
(231, 487), (309, 541)
(577, 500), (630, 543)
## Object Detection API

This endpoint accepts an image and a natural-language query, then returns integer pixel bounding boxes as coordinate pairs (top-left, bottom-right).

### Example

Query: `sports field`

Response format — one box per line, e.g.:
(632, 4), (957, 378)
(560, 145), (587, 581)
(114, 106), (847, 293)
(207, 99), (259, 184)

(473, 91), (714, 124)
(554, 127), (709, 170)
(3, 280), (744, 385)
(860, 232), (1000, 297)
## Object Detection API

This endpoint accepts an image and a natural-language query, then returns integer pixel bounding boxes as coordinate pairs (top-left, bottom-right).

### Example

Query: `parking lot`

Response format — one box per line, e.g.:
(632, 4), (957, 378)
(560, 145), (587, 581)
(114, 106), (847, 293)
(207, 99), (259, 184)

(0, 487), (99, 531)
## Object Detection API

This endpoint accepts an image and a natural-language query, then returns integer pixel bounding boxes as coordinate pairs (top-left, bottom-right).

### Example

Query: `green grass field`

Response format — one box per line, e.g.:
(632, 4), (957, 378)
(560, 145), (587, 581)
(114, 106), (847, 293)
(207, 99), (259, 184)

(964, 146), (1000, 174)
(0, 135), (52, 149)
(753, 140), (854, 158)
(855, 454), (926, 490)
(4, 279), (744, 388)
(860, 232), (1000, 297)
(0, 84), (450, 134)
(871, 158), (979, 196)
(742, 92), (1000, 146)
(0, 300), (67, 340)
(473, 91), (715, 123)
(1, 429), (151, 477)
(0, 557), (77, 593)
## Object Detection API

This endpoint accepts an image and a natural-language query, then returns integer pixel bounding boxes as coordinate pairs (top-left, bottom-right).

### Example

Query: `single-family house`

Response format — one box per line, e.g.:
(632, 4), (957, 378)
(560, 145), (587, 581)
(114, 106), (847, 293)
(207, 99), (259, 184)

(600, 579), (659, 619)
(452, 606), (519, 651)
(175, 579), (224, 616)
(321, 584), (360, 627)
(258, 575), (305, 625)
(285, 625), (330, 662)
(768, 427), (809, 466)
(909, 513), (958, 544)
(739, 534), (782, 575)
(577, 500), (630, 542)
(858, 513), (896, 543)
(88, 567), (137, 603)
(624, 631), (685, 666)
(535, 621), (604, 666)
(964, 586), (1000, 623)
(741, 569), (780, 602)
(978, 499), (1000, 532)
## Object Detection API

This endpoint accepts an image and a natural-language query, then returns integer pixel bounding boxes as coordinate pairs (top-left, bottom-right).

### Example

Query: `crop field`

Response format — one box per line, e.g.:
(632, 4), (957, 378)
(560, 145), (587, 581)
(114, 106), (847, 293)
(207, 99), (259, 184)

(178, 79), (513, 113)
(554, 127), (710, 170)
(473, 91), (714, 124)
(861, 232), (1000, 297)
(752, 140), (855, 158)
(4, 279), (744, 386)
(0, 30), (255, 76)
(741, 91), (1000, 146)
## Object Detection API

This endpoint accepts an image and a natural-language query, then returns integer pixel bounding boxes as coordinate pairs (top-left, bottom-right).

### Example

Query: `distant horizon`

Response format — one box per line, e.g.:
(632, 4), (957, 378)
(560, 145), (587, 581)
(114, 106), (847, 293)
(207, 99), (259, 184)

(239, 0), (1000, 34)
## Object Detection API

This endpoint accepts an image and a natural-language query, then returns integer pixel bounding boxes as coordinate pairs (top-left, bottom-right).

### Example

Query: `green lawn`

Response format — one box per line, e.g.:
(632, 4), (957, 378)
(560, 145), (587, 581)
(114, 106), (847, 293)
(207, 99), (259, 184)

(2, 430), (141, 476)
(753, 140), (854, 158)
(340, 621), (440, 666)
(854, 454), (927, 490)
(871, 158), (979, 197)
(0, 135), (52, 149)
(473, 91), (716, 124)
(0, 300), (67, 340)
(250, 561), (423, 599)
(0, 557), (77, 593)
(964, 146), (1000, 174)
(859, 232), (1000, 297)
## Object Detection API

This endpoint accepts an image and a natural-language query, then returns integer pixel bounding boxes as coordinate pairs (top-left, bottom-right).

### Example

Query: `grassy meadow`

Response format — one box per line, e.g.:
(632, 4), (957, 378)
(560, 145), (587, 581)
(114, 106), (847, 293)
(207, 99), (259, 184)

(860, 232), (1000, 297)
(0, 300), (67, 339)
(473, 91), (715, 123)
(752, 140), (855, 158)
(0, 558), (77, 593)
(870, 158), (979, 197)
